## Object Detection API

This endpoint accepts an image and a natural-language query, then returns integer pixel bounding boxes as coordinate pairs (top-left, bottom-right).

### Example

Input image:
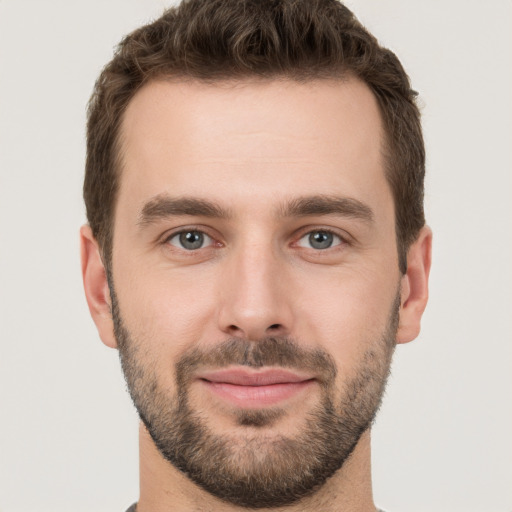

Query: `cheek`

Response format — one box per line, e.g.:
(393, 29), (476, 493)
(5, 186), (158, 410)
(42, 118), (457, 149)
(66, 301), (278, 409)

(292, 265), (398, 368)
(114, 264), (220, 355)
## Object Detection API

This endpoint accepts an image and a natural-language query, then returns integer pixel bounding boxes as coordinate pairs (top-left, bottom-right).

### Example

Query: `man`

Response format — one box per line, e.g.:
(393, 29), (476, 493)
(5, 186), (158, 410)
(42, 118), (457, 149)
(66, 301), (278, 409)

(80, 0), (431, 510)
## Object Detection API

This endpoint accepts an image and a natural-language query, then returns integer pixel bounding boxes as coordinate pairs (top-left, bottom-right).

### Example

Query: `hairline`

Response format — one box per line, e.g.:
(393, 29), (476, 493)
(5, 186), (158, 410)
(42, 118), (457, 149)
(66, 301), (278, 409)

(101, 73), (403, 270)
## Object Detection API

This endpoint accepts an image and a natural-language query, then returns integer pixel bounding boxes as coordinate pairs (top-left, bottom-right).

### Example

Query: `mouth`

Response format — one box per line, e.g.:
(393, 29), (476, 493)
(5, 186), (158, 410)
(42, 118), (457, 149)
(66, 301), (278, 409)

(196, 368), (316, 408)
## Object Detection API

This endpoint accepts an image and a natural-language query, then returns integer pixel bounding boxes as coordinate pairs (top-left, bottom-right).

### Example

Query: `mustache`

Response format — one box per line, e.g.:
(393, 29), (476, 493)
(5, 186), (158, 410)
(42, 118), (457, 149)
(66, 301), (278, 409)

(175, 337), (337, 387)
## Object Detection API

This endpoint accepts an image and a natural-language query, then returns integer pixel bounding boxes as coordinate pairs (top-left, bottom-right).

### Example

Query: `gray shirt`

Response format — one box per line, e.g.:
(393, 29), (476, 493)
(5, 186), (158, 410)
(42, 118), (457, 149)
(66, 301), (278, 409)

(126, 504), (387, 511)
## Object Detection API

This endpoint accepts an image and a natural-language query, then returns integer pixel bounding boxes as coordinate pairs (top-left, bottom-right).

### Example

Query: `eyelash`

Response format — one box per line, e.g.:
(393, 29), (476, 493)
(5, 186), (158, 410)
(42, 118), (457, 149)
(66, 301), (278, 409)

(163, 227), (219, 251)
(295, 228), (347, 250)
(162, 226), (349, 252)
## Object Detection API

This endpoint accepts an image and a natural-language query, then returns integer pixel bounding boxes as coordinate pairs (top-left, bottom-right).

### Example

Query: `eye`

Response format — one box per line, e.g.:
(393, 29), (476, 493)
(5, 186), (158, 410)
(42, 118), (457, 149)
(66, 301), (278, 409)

(167, 230), (213, 250)
(297, 230), (343, 250)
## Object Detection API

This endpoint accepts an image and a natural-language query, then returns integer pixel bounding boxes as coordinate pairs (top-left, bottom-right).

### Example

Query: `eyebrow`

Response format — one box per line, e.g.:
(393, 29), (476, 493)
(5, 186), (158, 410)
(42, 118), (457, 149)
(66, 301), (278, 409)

(138, 195), (232, 227)
(138, 193), (374, 227)
(280, 195), (374, 223)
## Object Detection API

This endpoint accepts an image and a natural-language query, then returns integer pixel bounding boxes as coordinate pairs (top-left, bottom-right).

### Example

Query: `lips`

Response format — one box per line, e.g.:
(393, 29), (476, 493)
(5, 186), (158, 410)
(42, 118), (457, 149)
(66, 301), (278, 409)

(197, 368), (316, 407)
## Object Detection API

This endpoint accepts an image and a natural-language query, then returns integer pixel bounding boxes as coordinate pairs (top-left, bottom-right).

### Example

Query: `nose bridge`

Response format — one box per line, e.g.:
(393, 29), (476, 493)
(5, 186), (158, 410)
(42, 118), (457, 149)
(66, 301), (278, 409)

(218, 235), (292, 340)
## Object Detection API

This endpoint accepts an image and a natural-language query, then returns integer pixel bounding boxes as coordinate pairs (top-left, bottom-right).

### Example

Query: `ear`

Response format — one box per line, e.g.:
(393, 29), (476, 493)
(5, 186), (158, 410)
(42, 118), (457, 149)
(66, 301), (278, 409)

(396, 226), (432, 344)
(80, 225), (118, 349)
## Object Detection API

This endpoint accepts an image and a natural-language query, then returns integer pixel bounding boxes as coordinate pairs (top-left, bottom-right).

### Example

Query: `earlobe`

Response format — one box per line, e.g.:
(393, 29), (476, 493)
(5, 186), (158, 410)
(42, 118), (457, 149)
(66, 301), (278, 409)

(396, 226), (432, 344)
(80, 225), (118, 349)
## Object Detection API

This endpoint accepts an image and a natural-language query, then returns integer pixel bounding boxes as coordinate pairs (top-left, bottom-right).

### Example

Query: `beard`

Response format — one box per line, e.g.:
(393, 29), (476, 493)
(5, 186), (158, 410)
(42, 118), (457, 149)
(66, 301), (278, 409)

(111, 286), (398, 509)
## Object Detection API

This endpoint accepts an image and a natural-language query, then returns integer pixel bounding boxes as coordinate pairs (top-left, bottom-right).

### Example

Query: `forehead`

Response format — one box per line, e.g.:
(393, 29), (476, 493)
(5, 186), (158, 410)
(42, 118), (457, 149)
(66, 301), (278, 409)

(117, 77), (390, 220)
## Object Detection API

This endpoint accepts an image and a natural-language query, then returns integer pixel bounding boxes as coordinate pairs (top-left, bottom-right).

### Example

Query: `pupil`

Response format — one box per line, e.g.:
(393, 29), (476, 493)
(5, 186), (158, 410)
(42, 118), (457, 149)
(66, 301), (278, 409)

(180, 231), (203, 249)
(309, 231), (333, 249)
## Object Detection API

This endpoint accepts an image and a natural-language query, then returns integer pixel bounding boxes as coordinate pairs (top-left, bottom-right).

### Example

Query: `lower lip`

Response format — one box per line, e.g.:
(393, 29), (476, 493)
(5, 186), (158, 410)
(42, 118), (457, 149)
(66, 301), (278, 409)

(200, 379), (315, 407)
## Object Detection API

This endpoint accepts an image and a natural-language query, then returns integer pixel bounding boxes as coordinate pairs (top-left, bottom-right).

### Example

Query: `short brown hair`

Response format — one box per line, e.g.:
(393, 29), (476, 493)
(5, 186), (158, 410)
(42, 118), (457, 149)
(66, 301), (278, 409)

(84, 0), (425, 273)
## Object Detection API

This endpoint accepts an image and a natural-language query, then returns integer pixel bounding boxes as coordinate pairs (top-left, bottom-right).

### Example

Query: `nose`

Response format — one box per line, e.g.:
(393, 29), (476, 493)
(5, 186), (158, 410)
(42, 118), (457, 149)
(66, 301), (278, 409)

(217, 242), (293, 341)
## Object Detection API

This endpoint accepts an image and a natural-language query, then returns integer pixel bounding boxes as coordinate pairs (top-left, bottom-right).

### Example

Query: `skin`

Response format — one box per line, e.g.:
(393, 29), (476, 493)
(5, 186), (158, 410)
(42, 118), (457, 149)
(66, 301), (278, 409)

(81, 77), (431, 512)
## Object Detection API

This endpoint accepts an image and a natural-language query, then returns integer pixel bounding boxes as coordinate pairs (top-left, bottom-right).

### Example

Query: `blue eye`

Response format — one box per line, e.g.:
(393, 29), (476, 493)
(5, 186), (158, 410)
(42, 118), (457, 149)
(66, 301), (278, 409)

(168, 230), (213, 250)
(298, 230), (342, 250)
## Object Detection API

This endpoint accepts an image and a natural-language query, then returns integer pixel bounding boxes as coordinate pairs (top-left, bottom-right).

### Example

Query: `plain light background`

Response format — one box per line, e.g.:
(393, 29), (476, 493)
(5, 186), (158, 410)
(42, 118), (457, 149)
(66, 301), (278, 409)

(0, 1), (511, 511)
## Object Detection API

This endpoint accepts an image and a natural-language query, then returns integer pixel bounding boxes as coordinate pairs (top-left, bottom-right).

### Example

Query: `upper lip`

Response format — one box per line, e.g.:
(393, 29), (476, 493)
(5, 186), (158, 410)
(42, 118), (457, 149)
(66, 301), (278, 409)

(198, 368), (314, 386)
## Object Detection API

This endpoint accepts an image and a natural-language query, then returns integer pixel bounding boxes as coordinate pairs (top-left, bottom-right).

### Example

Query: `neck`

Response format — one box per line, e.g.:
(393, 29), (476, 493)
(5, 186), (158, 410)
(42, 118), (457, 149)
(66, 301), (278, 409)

(136, 423), (376, 512)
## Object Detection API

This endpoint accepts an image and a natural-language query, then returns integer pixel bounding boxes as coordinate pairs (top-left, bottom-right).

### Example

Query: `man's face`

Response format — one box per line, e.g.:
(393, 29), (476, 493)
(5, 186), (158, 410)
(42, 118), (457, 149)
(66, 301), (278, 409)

(111, 78), (402, 506)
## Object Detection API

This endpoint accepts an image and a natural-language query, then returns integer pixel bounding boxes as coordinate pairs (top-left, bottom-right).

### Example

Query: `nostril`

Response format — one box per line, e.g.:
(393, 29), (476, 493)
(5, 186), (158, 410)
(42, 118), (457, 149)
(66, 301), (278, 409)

(224, 323), (286, 339)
